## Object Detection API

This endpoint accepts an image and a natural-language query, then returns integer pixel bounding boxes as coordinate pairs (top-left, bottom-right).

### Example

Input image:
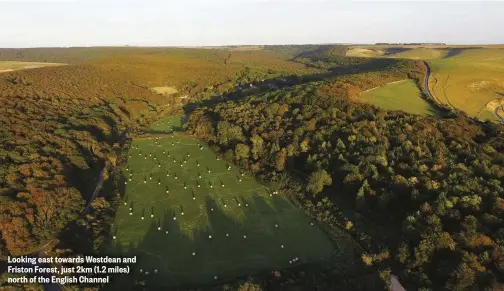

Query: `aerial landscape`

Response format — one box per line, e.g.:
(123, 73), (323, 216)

(0, 1), (503, 291)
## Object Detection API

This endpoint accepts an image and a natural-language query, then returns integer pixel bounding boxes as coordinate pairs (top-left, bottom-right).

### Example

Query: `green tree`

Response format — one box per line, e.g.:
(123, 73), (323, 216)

(217, 121), (244, 145)
(250, 135), (264, 160)
(306, 170), (332, 195)
(235, 143), (250, 160)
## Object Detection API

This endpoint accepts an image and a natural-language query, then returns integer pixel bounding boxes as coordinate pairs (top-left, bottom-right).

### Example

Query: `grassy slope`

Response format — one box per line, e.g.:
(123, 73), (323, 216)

(345, 48), (385, 58)
(0, 61), (65, 73)
(150, 115), (185, 133)
(388, 48), (447, 59)
(478, 109), (499, 123)
(428, 48), (504, 118)
(107, 131), (344, 287)
(346, 45), (504, 120)
(87, 49), (320, 100)
(345, 47), (447, 59)
(360, 79), (439, 116)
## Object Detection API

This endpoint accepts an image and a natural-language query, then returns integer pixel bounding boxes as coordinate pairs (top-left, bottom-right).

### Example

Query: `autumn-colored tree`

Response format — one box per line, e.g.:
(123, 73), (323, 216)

(274, 148), (287, 171)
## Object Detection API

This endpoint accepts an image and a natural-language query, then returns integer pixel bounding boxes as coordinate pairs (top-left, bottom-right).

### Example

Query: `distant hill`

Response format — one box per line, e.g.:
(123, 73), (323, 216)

(0, 47), (172, 64)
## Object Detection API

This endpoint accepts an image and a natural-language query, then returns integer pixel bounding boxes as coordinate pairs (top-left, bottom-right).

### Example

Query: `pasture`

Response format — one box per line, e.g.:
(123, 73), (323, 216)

(149, 115), (185, 133)
(0, 61), (65, 73)
(427, 48), (504, 118)
(106, 130), (348, 287)
(345, 46), (447, 59)
(387, 48), (447, 60)
(347, 46), (504, 121)
(151, 86), (179, 96)
(478, 110), (499, 123)
(359, 79), (440, 116)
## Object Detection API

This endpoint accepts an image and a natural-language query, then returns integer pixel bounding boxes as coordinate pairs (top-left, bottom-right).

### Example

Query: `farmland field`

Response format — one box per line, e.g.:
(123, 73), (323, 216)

(105, 122), (352, 288)
(359, 79), (440, 116)
(0, 61), (65, 73)
(345, 47), (385, 58)
(387, 48), (447, 60)
(347, 46), (504, 121)
(151, 86), (179, 96)
(149, 115), (185, 133)
(478, 109), (499, 123)
(427, 48), (504, 118)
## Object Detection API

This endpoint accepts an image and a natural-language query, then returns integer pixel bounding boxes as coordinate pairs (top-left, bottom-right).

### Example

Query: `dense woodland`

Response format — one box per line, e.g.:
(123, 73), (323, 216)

(185, 86), (504, 289)
(1, 45), (503, 290)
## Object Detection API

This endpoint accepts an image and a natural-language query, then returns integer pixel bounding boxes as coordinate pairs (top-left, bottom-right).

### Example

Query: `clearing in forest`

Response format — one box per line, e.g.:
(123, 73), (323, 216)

(346, 46), (504, 121)
(105, 117), (352, 288)
(360, 79), (440, 116)
(428, 48), (504, 119)
(345, 47), (385, 58)
(151, 86), (179, 96)
(149, 115), (185, 133)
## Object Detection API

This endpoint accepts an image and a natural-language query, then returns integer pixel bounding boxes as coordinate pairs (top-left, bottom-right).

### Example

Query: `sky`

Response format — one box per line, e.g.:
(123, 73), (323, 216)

(0, 0), (503, 47)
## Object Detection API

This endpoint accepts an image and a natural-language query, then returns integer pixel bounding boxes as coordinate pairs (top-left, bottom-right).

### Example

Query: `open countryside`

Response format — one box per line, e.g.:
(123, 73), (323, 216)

(106, 121), (348, 287)
(346, 45), (504, 123)
(1, 2), (504, 290)
(0, 61), (65, 73)
(359, 79), (440, 116)
(1, 43), (503, 291)
(428, 48), (504, 119)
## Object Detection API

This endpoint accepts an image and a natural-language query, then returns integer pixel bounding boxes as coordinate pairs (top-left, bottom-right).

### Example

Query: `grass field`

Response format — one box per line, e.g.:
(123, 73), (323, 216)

(0, 61), (65, 73)
(345, 48), (385, 58)
(106, 123), (348, 288)
(478, 109), (499, 123)
(428, 48), (504, 118)
(345, 46), (447, 59)
(151, 86), (179, 96)
(359, 79), (440, 116)
(149, 115), (185, 133)
(387, 48), (447, 60)
(347, 46), (504, 121)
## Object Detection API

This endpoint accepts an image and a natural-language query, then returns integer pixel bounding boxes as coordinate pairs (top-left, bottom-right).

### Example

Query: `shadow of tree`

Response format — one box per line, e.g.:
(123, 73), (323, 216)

(442, 47), (482, 59)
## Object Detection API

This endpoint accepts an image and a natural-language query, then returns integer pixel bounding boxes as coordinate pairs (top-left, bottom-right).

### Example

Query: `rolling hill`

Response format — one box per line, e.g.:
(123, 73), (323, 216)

(0, 45), (503, 291)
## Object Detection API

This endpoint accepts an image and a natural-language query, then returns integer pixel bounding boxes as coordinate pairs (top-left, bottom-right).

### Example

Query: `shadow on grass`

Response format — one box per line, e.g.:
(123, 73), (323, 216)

(148, 115), (187, 134)
(383, 47), (411, 55)
(102, 192), (362, 290)
(442, 48), (465, 59)
(441, 47), (482, 59)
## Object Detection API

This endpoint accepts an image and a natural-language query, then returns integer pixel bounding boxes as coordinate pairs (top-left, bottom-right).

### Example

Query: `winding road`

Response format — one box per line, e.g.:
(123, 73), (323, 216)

(423, 61), (451, 107)
(423, 61), (434, 100)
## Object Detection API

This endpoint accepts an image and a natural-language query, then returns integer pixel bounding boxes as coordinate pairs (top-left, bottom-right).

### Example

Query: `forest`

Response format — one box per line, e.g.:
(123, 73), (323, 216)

(0, 45), (503, 290)
(185, 86), (504, 290)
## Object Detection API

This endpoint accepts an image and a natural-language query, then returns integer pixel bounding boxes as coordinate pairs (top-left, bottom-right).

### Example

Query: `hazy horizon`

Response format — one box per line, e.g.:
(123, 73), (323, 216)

(1, 0), (503, 48)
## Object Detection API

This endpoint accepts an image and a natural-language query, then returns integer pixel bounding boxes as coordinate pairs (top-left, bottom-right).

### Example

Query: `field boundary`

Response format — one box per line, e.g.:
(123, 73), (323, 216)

(358, 79), (409, 96)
